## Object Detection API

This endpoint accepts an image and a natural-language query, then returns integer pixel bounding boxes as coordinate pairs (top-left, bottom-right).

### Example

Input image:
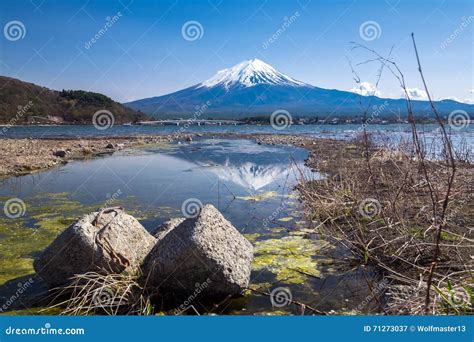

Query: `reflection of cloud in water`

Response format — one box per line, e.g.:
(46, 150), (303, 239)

(205, 159), (293, 191)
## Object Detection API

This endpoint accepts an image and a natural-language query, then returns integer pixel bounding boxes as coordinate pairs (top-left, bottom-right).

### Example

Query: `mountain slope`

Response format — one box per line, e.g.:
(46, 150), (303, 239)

(126, 59), (474, 120)
(0, 76), (145, 124)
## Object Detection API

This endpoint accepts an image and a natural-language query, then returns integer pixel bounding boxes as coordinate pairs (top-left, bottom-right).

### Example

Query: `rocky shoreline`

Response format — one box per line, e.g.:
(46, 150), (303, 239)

(0, 135), (184, 177)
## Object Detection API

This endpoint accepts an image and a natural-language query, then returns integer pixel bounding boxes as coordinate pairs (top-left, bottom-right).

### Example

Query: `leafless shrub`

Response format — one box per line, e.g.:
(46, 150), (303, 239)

(298, 35), (473, 315)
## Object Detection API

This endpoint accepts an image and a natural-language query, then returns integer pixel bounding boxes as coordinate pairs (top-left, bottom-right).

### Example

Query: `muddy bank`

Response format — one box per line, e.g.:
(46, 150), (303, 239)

(0, 135), (193, 177)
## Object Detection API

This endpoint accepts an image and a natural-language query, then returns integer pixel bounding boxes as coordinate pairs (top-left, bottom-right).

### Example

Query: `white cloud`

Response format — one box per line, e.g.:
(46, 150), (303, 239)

(405, 87), (427, 100)
(440, 97), (474, 104)
(351, 82), (381, 97)
(440, 96), (460, 102)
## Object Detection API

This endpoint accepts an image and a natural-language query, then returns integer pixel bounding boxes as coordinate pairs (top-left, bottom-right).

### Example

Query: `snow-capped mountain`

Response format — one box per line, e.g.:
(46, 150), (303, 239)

(125, 59), (474, 119)
(196, 58), (307, 90)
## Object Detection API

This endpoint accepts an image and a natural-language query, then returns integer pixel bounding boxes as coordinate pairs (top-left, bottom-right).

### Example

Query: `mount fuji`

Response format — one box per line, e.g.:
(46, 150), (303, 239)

(125, 59), (474, 120)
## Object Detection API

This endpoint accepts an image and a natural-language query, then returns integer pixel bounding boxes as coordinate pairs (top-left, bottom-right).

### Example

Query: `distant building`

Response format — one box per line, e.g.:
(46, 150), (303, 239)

(27, 115), (64, 124)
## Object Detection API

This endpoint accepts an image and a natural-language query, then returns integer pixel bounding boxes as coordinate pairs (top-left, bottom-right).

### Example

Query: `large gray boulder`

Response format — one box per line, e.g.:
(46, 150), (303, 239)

(34, 208), (156, 288)
(143, 204), (253, 297)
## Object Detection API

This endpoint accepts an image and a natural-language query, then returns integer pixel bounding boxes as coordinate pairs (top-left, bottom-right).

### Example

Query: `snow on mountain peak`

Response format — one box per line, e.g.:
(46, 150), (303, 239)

(197, 58), (307, 89)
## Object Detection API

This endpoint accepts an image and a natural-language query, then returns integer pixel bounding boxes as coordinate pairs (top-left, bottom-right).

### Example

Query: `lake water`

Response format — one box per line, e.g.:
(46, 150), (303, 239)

(3, 123), (472, 160)
(1, 123), (473, 143)
(0, 138), (378, 315)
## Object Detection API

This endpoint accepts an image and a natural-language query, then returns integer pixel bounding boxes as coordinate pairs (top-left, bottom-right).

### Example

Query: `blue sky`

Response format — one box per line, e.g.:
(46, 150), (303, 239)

(0, 0), (472, 103)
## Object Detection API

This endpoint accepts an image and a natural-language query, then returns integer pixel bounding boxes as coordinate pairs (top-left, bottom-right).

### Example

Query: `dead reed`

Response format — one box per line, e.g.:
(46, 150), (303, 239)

(298, 34), (473, 315)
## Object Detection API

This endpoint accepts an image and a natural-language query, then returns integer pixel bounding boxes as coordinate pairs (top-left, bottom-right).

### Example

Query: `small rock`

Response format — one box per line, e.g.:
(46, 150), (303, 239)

(105, 143), (114, 149)
(53, 150), (67, 158)
(186, 136), (193, 142)
(34, 208), (156, 288)
(143, 204), (253, 297)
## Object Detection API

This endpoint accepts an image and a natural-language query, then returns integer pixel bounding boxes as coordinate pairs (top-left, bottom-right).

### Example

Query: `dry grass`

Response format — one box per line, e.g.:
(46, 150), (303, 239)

(50, 272), (152, 315)
(298, 133), (473, 315)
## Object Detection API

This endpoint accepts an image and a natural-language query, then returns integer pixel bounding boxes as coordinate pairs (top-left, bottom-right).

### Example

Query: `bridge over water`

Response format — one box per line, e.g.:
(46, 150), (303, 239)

(136, 119), (242, 126)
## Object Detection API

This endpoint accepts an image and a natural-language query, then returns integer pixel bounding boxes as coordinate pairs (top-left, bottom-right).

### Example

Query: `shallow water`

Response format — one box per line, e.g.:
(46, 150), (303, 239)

(0, 138), (377, 315)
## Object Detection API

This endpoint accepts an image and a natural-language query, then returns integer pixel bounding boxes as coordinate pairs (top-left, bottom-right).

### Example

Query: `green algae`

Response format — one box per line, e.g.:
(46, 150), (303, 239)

(31, 214), (76, 232)
(252, 236), (328, 284)
(289, 227), (318, 237)
(0, 191), (182, 286)
(236, 191), (279, 202)
(0, 306), (62, 316)
(243, 233), (261, 243)
(440, 230), (461, 242)
(128, 206), (179, 221)
(0, 218), (54, 284)
(268, 227), (286, 233)
(277, 217), (293, 222)
(0, 192), (103, 285)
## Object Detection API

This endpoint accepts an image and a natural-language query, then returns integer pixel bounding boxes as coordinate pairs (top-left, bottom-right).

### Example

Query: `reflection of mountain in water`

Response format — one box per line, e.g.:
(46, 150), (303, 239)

(168, 139), (312, 191)
(207, 159), (291, 191)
